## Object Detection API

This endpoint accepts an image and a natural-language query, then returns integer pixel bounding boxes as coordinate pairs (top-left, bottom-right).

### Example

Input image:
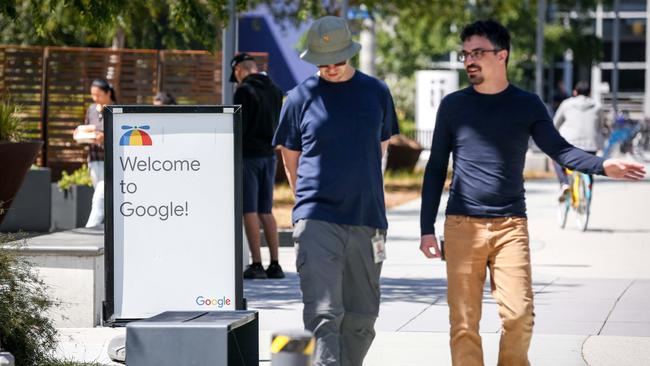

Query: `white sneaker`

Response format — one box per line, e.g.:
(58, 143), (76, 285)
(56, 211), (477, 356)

(558, 184), (570, 202)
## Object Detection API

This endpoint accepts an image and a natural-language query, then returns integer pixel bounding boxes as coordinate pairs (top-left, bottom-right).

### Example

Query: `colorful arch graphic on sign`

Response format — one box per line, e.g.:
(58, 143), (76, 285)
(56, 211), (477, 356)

(120, 125), (152, 146)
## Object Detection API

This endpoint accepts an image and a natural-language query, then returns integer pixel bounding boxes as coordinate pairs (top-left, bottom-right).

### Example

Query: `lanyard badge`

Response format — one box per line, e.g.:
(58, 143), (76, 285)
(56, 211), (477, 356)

(371, 229), (386, 263)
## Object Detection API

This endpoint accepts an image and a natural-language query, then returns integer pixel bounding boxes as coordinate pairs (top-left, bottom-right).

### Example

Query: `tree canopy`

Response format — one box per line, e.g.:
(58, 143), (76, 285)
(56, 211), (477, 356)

(1, 0), (610, 117)
(0, 0), (252, 50)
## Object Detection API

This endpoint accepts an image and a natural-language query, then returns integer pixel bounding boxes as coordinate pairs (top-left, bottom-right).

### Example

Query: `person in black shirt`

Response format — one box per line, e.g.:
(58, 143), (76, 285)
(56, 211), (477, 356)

(419, 20), (645, 366)
(231, 53), (285, 279)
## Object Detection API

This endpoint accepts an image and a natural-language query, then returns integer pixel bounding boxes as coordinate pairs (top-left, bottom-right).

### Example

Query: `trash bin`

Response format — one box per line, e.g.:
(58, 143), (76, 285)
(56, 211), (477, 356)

(126, 311), (258, 366)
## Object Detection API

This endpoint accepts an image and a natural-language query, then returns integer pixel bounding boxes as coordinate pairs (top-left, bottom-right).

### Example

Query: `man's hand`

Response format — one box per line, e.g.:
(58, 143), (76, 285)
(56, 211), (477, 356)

(603, 159), (646, 180)
(420, 234), (442, 259)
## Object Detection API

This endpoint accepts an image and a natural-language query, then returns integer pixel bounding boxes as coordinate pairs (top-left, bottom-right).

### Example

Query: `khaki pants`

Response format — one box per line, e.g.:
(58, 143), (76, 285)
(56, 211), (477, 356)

(444, 215), (534, 366)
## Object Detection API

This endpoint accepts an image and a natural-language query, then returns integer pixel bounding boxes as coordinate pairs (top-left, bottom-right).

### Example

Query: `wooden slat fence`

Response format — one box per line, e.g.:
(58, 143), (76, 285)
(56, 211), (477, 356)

(0, 45), (268, 181)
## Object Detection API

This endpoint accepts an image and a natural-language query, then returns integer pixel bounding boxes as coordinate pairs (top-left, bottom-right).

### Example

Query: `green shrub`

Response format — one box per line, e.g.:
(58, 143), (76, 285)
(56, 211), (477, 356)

(0, 96), (24, 142)
(57, 165), (93, 191)
(0, 234), (59, 366)
(399, 118), (416, 137)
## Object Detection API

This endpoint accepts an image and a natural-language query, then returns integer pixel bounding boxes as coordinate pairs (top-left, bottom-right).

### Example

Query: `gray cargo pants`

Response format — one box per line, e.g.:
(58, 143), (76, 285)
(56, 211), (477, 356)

(293, 219), (384, 366)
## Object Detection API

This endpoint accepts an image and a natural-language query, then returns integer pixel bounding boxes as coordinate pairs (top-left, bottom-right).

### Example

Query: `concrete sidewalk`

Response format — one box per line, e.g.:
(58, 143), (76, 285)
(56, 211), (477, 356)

(55, 174), (650, 365)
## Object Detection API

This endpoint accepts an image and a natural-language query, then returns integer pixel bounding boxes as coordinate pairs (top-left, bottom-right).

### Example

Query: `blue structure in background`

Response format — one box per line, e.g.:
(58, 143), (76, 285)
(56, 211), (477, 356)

(238, 6), (315, 93)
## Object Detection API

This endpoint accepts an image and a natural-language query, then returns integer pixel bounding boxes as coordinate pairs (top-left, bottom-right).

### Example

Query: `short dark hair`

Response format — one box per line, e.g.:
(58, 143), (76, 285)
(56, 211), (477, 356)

(460, 20), (511, 64)
(574, 81), (590, 96)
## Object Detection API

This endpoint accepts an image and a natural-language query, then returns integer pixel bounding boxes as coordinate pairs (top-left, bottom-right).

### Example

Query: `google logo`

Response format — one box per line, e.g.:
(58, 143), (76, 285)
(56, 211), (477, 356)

(196, 296), (232, 308)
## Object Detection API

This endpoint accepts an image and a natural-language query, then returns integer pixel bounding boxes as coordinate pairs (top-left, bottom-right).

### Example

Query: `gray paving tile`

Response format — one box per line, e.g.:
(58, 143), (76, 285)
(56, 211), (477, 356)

(376, 301), (436, 331)
(529, 334), (588, 365)
(533, 320), (603, 335)
(399, 303), (451, 332)
(535, 278), (631, 301)
(534, 299), (613, 322)
(608, 308), (650, 322)
(600, 321), (650, 337)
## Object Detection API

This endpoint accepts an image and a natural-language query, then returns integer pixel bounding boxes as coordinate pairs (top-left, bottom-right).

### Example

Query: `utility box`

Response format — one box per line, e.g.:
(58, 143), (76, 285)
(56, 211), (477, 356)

(125, 311), (258, 366)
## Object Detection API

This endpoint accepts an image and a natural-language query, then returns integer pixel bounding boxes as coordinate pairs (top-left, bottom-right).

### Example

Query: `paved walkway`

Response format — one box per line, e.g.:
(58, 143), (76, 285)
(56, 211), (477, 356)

(56, 169), (650, 365)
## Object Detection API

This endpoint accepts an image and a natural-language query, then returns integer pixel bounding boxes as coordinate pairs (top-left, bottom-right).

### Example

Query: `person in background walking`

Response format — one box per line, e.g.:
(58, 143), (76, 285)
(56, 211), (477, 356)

(74, 78), (116, 228)
(274, 16), (399, 366)
(231, 53), (286, 279)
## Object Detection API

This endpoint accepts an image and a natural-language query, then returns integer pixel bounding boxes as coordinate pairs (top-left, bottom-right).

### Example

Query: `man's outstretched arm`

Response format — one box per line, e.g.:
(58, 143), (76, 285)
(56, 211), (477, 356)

(532, 118), (646, 180)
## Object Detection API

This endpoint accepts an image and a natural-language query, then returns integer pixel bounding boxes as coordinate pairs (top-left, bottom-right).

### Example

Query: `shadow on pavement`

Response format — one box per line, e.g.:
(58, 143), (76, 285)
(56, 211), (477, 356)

(586, 227), (650, 234)
(380, 277), (447, 304)
(244, 272), (302, 309)
(244, 274), (451, 308)
(245, 272), (573, 310)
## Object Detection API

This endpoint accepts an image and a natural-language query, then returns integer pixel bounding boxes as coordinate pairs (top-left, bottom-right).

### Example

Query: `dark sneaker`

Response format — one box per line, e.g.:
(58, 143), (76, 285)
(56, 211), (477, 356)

(266, 262), (285, 279)
(243, 264), (267, 279)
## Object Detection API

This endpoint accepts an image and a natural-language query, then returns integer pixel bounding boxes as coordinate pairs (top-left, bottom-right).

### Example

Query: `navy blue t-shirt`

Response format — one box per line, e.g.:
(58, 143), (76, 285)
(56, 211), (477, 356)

(272, 71), (399, 229)
(420, 85), (606, 235)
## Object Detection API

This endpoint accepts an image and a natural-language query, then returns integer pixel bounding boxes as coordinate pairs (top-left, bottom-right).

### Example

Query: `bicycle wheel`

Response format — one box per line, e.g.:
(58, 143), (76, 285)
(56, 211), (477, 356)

(632, 133), (650, 162)
(575, 174), (591, 231)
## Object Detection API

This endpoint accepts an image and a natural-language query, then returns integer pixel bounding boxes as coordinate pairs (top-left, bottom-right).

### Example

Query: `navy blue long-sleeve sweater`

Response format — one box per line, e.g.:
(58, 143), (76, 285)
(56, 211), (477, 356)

(420, 85), (606, 235)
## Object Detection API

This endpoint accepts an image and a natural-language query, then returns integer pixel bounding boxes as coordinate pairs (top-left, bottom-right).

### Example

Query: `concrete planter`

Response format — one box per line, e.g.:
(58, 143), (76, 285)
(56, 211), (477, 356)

(260, 228), (294, 247)
(0, 141), (43, 225)
(386, 135), (423, 172)
(0, 168), (52, 232)
(8, 227), (105, 327)
(51, 184), (93, 230)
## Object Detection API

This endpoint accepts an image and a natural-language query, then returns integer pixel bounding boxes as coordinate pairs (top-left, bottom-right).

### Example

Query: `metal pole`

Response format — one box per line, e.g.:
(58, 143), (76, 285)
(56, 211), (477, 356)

(221, 0), (237, 104)
(340, 0), (349, 19)
(612, 0), (620, 115)
(563, 49), (574, 94)
(644, 0), (650, 117)
(360, 15), (376, 76)
(535, 0), (546, 98)
(591, 2), (604, 103)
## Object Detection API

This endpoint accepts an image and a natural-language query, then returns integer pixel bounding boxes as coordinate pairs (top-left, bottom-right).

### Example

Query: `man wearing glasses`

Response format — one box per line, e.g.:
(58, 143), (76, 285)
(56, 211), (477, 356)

(273, 16), (399, 366)
(419, 20), (645, 366)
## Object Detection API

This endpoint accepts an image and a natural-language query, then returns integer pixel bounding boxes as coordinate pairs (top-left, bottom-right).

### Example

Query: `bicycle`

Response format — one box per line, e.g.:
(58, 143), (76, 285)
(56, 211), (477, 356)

(631, 118), (650, 162)
(603, 116), (650, 162)
(558, 168), (592, 231)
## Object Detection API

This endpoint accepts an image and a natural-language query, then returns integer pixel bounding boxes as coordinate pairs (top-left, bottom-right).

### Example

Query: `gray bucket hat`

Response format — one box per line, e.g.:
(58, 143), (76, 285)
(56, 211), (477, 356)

(301, 16), (361, 66)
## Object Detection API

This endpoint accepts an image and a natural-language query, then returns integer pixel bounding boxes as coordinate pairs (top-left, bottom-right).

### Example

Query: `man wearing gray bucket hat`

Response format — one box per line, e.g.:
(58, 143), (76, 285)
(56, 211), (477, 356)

(273, 15), (399, 366)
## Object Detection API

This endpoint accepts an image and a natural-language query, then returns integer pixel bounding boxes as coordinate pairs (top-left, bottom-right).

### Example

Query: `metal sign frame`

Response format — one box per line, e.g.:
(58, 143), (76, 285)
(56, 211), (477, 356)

(103, 105), (243, 325)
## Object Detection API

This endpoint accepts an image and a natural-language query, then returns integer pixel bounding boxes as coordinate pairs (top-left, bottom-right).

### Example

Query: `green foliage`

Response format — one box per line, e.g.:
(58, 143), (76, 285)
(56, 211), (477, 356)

(398, 118), (416, 137)
(0, 0), (116, 47)
(0, 234), (59, 366)
(0, 0), (257, 50)
(0, 96), (24, 142)
(369, 0), (603, 120)
(57, 165), (93, 191)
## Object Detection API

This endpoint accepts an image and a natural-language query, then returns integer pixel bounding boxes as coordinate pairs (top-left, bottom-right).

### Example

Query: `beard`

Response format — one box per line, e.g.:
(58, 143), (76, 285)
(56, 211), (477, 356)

(468, 74), (484, 85)
(466, 64), (484, 85)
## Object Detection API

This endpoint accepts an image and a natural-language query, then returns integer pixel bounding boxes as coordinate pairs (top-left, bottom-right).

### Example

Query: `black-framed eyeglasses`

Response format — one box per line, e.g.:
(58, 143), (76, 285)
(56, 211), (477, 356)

(457, 49), (501, 62)
(317, 60), (347, 68)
